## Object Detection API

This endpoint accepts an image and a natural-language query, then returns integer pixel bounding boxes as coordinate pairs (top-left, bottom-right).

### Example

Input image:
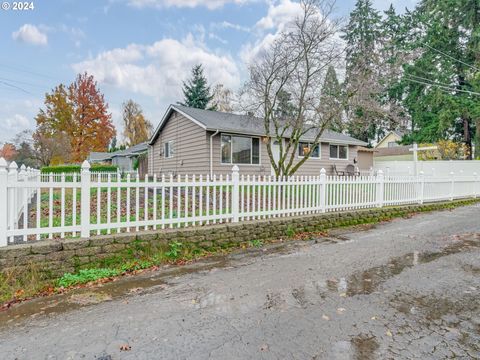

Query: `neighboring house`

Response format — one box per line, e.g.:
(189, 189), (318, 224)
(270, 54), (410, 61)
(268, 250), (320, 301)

(88, 142), (148, 172)
(148, 105), (367, 177)
(375, 131), (404, 149)
(374, 145), (413, 162)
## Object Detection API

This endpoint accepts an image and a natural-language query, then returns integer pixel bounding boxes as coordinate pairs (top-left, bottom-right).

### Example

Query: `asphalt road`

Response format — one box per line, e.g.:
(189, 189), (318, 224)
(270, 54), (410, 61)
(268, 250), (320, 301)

(1, 205), (480, 359)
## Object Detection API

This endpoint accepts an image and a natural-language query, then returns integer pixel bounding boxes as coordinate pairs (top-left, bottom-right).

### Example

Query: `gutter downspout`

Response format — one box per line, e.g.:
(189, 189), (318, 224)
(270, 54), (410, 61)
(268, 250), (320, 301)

(210, 129), (220, 179)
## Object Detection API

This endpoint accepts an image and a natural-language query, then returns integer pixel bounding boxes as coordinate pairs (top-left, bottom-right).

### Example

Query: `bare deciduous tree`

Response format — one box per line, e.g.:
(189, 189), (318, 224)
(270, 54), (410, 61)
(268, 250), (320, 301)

(243, 0), (343, 176)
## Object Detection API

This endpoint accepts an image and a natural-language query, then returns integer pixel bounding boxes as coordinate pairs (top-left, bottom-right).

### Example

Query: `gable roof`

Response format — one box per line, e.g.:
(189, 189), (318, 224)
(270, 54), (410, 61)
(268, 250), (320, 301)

(375, 130), (405, 148)
(88, 142), (148, 162)
(150, 104), (367, 146)
(109, 142), (148, 158)
(88, 152), (112, 162)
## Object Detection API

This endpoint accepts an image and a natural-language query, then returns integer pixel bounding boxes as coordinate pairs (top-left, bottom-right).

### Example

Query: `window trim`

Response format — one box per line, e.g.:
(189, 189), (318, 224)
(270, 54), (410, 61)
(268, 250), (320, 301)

(164, 140), (174, 159)
(329, 143), (349, 160)
(298, 142), (321, 159)
(220, 133), (261, 166)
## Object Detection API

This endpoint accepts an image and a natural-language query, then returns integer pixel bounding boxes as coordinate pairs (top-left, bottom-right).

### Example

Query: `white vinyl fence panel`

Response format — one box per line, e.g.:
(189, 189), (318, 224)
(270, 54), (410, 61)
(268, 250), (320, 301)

(374, 160), (480, 177)
(0, 158), (479, 247)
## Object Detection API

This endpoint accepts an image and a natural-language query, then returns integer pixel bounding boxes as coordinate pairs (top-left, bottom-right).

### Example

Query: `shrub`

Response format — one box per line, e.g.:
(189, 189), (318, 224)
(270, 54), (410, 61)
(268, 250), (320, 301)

(41, 164), (118, 174)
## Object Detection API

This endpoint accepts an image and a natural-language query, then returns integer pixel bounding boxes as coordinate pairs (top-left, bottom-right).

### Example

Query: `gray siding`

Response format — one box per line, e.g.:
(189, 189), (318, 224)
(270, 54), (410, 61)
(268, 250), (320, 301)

(148, 110), (359, 176)
(210, 133), (358, 176)
(148, 112), (208, 175)
(289, 143), (358, 176)
(112, 156), (133, 172)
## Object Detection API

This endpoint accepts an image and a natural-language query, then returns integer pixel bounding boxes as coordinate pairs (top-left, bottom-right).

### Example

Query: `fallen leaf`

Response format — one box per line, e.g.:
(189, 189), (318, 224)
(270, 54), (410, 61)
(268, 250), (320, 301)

(386, 330), (393, 337)
(128, 287), (143, 294)
(14, 289), (25, 298)
(322, 315), (330, 321)
(371, 316), (377, 320)
(260, 344), (269, 352)
(120, 344), (131, 351)
(336, 307), (346, 314)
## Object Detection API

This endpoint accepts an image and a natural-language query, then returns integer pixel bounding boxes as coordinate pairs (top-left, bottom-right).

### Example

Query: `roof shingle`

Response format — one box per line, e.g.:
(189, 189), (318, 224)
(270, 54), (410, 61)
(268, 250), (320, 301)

(151, 105), (366, 146)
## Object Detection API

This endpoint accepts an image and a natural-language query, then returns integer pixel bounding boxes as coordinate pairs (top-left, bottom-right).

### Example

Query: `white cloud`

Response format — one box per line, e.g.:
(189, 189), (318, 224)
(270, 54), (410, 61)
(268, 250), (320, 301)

(240, 0), (303, 65)
(212, 21), (251, 33)
(255, 0), (303, 30)
(209, 32), (228, 44)
(12, 24), (48, 46)
(5, 114), (30, 129)
(72, 36), (241, 104)
(127, 0), (252, 10)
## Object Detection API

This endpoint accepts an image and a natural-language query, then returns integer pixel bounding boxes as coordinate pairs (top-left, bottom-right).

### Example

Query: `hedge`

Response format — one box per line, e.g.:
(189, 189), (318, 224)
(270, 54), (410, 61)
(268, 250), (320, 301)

(41, 164), (119, 174)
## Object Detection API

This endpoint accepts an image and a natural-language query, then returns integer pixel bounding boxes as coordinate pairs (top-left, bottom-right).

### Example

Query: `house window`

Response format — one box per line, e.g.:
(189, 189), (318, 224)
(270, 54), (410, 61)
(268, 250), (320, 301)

(298, 142), (320, 158)
(329, 144), (348, 160)
(164, 141), (174, 159)
(221, 134), (260, 165)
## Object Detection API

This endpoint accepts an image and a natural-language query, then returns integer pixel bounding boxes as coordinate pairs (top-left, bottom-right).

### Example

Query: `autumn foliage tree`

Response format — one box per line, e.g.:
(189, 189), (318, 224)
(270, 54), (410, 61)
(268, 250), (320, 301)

(122, 100), (153, 146)
(35, 73), (115, 163)
(0, 143), (17, 161)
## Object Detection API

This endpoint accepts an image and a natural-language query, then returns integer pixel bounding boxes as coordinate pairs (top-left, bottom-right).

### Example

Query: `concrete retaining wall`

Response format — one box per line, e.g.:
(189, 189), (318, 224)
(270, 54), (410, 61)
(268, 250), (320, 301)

(1, 199), (478, 280)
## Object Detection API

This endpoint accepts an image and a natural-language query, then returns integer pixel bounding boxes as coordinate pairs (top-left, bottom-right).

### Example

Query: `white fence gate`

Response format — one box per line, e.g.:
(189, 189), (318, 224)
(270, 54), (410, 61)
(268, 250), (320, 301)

(0, 158), (479, 247)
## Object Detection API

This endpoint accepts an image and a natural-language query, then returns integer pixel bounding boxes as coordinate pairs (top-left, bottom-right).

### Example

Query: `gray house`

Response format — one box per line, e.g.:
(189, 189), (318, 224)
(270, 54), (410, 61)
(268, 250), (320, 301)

(148, 105), (367, 177)
(89, 142), (148, 172)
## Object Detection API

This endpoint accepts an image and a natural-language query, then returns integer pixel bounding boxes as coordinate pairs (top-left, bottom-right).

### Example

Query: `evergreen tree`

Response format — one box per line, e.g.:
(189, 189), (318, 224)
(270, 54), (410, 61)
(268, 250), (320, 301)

(273, 90), (297, 121)
(319, 66), (343, 132)
(342, 0), (384, 144)
(377, 4), (409, 137)
(109, 137), (117, 152)
(399, 0), (480, 158)
(179, 64), (214, 110)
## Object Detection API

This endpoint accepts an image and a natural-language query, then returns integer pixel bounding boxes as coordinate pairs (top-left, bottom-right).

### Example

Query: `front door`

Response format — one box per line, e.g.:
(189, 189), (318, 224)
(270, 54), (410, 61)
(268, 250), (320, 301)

(271, 140), (280, 176)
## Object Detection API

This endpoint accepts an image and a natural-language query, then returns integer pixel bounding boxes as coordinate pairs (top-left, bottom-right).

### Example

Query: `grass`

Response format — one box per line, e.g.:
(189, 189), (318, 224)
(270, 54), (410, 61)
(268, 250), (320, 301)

(57, 268), (120, 288)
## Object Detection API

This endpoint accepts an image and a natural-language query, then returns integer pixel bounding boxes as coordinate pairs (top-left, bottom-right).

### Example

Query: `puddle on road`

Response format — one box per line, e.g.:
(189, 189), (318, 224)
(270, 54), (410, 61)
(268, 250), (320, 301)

(327, 233), (480, 297)
(351, 334), (379, 360)
(0, 240), (312, 328)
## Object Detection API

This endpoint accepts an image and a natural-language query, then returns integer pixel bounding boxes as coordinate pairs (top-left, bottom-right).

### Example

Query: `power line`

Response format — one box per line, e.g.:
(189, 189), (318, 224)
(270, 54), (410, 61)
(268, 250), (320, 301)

(404, 76), (480, 96)
(0, 76), (47, 89)
(424, 43), (480, 72)
(0, 62), (58, 81)
(0, 80), (34, 95)
(408, 73), (469, 90)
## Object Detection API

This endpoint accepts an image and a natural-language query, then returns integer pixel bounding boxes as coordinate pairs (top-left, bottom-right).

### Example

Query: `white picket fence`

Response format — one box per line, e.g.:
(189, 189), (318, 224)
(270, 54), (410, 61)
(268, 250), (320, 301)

(0, 158), (479, 247)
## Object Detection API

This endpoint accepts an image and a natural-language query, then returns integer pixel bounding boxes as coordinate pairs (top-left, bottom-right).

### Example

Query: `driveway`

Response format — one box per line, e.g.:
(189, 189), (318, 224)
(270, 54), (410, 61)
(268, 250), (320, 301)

(1, 205), (480, 359)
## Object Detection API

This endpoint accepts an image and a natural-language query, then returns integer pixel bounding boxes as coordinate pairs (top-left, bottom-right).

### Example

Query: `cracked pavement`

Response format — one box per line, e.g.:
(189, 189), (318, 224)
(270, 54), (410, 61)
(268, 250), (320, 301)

(1, 205), (480, 359)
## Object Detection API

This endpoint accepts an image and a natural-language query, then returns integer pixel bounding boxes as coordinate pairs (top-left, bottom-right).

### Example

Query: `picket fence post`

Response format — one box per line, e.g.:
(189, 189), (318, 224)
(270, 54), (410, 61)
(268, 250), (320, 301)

(80, 160), (91, 238)
(0, 158), (8, 247)
(418, 171), (425, 204)
(9, 162), (18, 229)
(319, 168), (326, 213)
(474, 172), (478, 199)
(449, 171), (455, 201)
(231, 165), (240, 222)
(376, 170), (384, 208)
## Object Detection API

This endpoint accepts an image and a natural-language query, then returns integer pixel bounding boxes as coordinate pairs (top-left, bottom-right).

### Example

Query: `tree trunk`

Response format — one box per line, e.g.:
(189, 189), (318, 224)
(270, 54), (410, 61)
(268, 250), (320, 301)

(463, 117), (472, 160)
(475, 119), (480, 159)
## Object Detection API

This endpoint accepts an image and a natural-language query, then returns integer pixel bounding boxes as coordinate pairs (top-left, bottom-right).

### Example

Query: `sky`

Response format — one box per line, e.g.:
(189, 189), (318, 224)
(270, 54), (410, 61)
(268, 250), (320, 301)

(0, 0), (418, 145)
